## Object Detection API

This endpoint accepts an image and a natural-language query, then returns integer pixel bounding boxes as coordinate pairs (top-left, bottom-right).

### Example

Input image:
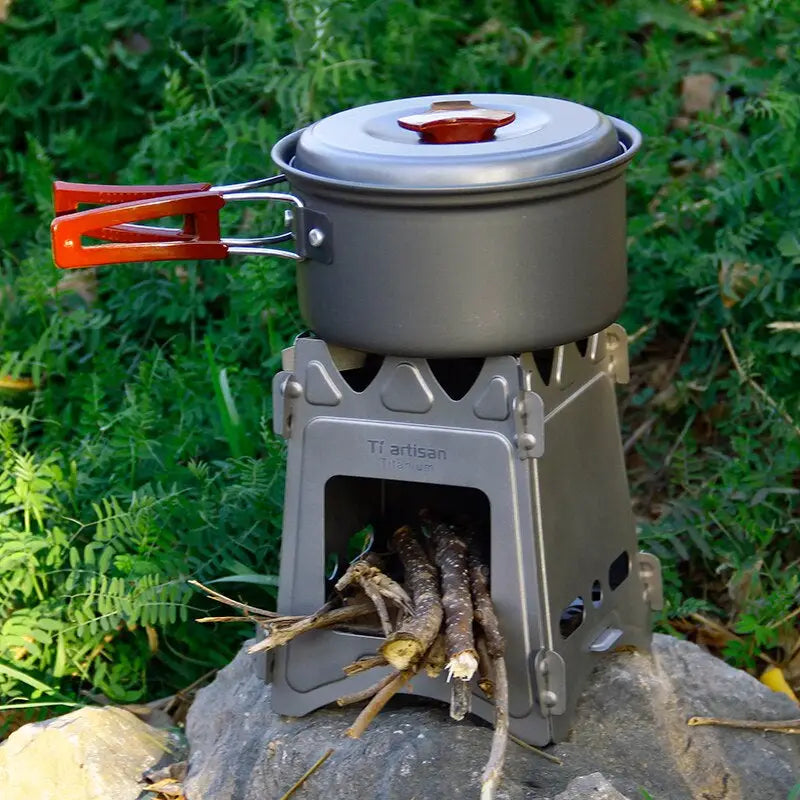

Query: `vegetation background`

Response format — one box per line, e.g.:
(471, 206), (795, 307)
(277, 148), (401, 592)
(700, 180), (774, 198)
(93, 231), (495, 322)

(0, 0), (798, 723)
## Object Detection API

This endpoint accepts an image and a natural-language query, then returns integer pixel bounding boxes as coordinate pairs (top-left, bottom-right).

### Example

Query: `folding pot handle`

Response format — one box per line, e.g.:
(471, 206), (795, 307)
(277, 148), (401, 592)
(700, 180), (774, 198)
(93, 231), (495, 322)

(50, 178), (308, 268)
(53, 180), (213, 214)
(53, 180), (215, 247)
(52, 192), (228, 267)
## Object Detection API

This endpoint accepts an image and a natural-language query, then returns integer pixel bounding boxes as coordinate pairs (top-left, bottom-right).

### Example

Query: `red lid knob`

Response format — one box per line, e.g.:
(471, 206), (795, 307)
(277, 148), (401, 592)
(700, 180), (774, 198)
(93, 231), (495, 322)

(397, 100), (516, 144)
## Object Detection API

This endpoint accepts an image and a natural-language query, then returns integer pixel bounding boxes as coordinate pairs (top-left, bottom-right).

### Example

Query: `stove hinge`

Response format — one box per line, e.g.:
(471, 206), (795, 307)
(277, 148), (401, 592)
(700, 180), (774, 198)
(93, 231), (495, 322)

(272, 370), (303, 439)
(638, 552), (664, 612)
(532, 648), (567, 717)
(512, 390), (545, 459)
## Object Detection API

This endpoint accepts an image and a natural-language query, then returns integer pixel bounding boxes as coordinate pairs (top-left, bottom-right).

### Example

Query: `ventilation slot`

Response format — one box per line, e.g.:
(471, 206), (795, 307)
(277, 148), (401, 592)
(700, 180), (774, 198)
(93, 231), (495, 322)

(427, 357), (485, 401)
(609, 551), (630, 591)
(559, 596), (585, 639)
(591, 579), (603, 608)
(339, 353), (384, 392)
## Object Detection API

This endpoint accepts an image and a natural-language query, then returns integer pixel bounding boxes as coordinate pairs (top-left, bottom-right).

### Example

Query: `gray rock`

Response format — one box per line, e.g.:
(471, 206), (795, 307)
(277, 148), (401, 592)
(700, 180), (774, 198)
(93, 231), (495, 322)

(0, 706), (175, 800)
(553, 773), (631, 799)
(184, 634), (800, 800)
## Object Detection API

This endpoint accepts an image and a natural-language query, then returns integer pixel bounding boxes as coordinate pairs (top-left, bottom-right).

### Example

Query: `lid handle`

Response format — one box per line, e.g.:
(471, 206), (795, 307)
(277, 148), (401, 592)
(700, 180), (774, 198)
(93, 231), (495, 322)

(397, 100), (515, 144)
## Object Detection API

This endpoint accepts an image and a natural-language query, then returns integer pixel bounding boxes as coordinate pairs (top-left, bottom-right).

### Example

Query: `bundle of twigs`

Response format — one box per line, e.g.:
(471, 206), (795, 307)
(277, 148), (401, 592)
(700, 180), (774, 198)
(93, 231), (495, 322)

(191, 520), (508, 800)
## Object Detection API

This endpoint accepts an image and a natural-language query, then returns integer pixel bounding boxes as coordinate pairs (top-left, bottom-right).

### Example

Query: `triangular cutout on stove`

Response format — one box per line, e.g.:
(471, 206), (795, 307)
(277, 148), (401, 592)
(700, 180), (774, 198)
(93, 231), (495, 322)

(532, 348), (555, 386)
(426, 357), (485, 401)
(339, 353), (384, 392)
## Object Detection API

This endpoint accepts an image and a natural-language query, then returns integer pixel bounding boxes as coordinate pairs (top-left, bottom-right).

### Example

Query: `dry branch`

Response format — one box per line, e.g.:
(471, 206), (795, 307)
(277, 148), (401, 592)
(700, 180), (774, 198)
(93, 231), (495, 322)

(380, 526), (443, 670)
(247, 601), (374, 654)
(277, 748), (334, 800)
(336, 672), (397, 706)
(346, 669), (415, 739)
(434, 526), (478, 681)
(468, 552), (505, 659)
(688, 716), (800, 734)
(476, 634), (495, 698)
(466, 547), (510, 800)
(423, 634), (447, 679)
(359, 578), (393, 636)
(343, 654), (388, 676)
(481, 656), (509, 800)
(450, 677), (472, 721)
(189, 579), (286, 618)
(335, 559), (413, 615)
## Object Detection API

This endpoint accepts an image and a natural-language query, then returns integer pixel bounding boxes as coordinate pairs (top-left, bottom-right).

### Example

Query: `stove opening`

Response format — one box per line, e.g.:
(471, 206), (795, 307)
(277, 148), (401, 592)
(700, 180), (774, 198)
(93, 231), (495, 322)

(323, 476), (491, 630)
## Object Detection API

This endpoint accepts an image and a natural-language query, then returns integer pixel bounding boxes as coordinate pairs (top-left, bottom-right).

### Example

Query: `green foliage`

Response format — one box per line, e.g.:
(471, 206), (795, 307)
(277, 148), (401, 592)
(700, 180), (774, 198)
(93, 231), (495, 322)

(0, 0), (798, 711)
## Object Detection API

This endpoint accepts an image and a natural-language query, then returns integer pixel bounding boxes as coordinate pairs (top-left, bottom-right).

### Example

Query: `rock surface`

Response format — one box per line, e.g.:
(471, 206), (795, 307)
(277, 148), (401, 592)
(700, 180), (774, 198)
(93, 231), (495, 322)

(553, 773), (631, 799)
(0, 706), (176, 800)
(185, 634), (800, 800)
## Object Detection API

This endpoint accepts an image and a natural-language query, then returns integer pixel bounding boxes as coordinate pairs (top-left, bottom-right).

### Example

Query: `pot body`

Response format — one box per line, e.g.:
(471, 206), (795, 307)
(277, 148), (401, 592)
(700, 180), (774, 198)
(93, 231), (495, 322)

(274, 123), (637, 357)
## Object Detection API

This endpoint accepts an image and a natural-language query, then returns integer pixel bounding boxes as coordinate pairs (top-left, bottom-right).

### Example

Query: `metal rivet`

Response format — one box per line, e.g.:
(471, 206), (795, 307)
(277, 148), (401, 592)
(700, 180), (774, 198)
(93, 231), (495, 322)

(284, 209), (294, 227)
(541, 690), (558, 707)
(518, 433), (537, 450)
(283, 379), (303, 399)
(307, 228), (325, 247)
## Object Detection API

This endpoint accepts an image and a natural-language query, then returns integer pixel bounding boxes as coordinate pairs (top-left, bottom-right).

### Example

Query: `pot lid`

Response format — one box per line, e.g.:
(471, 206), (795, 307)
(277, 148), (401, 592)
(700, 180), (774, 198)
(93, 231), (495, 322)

(291, 93), (625, 190)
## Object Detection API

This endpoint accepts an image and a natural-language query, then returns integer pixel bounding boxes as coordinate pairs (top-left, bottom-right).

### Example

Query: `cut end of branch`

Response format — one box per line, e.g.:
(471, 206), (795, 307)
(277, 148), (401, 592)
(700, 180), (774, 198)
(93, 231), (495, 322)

(446, 650), (478, 681)
(380, 634), (424, 671)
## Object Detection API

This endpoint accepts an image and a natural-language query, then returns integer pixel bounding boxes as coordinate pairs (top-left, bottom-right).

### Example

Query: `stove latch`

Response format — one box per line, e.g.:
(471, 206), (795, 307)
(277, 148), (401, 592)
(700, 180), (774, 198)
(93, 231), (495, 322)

(637, 552), (664, 612)
(512, 390), (545, 459)
(532, 648), (566, 717)
(273, 371), (303, 438)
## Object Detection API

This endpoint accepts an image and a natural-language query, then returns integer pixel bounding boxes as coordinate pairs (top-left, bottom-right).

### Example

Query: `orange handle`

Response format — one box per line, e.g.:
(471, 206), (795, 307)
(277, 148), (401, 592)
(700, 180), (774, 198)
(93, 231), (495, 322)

(397, 100), (515, 144)
(53, 181), (213, 246)
(51, 192), (228, 268)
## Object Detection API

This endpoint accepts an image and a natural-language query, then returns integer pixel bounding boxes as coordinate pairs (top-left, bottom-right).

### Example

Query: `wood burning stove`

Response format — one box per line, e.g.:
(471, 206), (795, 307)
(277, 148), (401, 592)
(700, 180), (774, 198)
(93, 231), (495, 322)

(49, 92), (662, 746)
(264, 330), (662, 745)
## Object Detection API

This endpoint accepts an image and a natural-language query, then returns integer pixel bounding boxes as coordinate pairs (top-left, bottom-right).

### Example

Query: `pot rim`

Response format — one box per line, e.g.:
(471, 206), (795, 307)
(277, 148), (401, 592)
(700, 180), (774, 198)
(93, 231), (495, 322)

(272, 117), (641, 197)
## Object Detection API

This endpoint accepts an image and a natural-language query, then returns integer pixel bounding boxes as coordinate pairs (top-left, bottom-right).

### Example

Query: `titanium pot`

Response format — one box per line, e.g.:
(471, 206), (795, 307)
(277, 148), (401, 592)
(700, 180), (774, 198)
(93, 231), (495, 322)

(50, 93), (641, 357)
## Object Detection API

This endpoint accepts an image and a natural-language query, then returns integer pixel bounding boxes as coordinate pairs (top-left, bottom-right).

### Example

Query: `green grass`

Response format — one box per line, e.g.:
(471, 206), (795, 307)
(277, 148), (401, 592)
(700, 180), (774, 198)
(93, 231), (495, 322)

(1, 0), (798, 715)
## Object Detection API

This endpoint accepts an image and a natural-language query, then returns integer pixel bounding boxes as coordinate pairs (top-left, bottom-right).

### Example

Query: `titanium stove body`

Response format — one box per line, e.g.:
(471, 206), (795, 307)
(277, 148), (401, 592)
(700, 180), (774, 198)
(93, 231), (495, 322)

(265, 327), (662, 745)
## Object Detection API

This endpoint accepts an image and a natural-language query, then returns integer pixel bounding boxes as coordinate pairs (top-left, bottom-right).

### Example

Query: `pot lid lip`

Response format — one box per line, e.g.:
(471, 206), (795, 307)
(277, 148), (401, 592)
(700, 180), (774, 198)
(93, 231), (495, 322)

(279, 93), (639, 191)
(272, 115), (641, 195)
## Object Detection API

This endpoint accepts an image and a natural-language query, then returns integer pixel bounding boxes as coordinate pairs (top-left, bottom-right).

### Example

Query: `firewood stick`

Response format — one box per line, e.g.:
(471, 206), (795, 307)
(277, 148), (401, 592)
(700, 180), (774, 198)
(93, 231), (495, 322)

(343, 655), (388, 676)
(380, 526), (443, 670)
(345, 669), (415, 739)
(188, 579), (290, 618)
(468, 552), (505, 659)
(277, 748), (334, 800)
(688, 716), (800, 733)
(481, 656), (509, 800)
(475, 633), (495, 698)
(336, 559), (413, 614)
(434, 525), (478, 681)
(358, 577), (393, 636)
(423, 634), (447, 679)
(336, 671), (397, 706)
(247, 602), (374, 654)
(450, 677), (472, 721)
(466, 548), (509, 800)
